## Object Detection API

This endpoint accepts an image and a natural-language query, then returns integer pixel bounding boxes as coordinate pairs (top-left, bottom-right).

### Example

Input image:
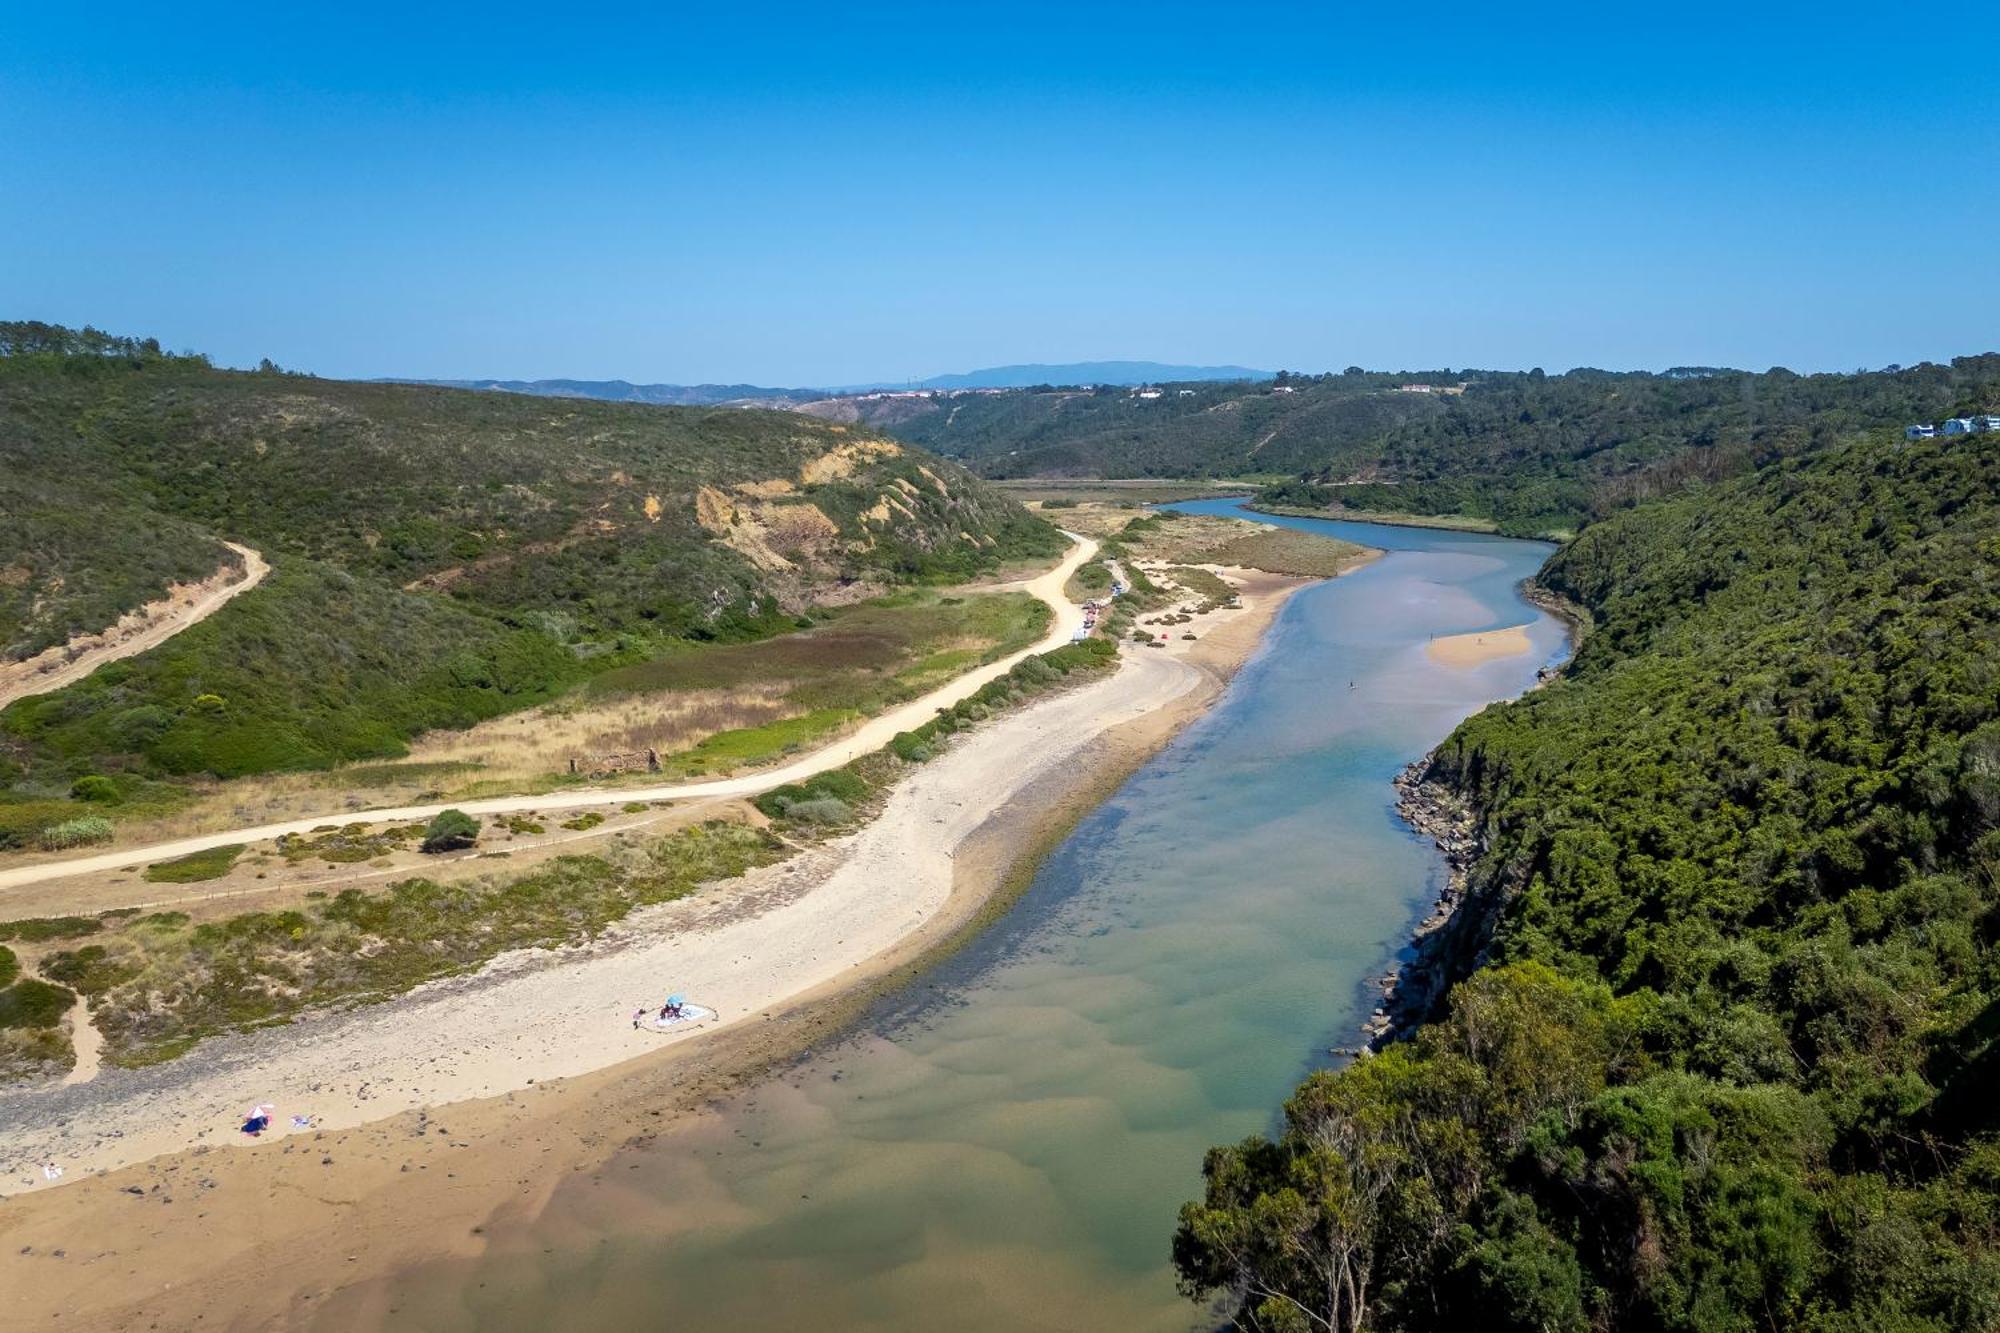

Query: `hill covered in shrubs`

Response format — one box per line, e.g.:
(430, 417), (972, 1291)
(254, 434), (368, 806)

(1175, 429), (2000, 1330)
(0, 322), (1058, 815)
(864, 359), (2000, 537)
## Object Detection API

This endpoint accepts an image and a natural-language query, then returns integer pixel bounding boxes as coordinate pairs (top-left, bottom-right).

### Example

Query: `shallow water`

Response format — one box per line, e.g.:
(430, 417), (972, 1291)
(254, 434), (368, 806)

(338, 502), (1566, 1331)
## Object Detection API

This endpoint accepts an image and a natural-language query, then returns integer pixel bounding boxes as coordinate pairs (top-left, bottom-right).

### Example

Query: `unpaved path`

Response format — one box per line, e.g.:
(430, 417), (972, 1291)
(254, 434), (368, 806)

(0, 542), (269, 710)
(0, 535), (1095, 894)
(0, 635), (1202, 1191)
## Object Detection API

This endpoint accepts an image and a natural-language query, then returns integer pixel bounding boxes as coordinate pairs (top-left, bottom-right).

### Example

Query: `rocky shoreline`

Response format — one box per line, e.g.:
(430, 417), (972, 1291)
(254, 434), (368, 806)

(1334, 756), (1484, 1055)
(1352, 581), (1583, 1052)
(1519, 577), (1590, 648)
(1379, 758), (1483, 1042)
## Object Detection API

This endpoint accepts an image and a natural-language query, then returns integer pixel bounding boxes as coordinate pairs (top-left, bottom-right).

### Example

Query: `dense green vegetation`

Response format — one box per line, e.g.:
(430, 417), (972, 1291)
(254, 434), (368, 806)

(868, 360), (2000, 537)
(0, 322), (1058, 825)
(2, 560), (585, 783)
(1176, 431), (2000, 1329)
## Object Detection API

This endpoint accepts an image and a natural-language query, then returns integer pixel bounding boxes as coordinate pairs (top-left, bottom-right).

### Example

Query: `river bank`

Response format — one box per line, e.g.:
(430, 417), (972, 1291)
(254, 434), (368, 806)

(0, 569), (1313, 1332)
(292, 504), (1570, 1332)
(1375, 577), (1584, 1044)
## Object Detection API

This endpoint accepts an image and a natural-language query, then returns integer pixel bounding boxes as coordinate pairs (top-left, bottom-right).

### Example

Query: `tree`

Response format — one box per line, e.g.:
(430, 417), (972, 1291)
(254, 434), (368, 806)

(420, 808), (480, 853)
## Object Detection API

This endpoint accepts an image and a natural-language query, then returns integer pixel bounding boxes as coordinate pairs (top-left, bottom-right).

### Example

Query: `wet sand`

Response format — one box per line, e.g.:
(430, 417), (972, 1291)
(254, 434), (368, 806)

(1425, 621), (1533, 667)
(0, 571), (1310, 1333)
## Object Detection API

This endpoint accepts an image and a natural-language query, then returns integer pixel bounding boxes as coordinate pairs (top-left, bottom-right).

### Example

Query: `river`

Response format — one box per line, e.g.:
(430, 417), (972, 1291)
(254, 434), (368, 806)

(332, 501), (1568, 1331)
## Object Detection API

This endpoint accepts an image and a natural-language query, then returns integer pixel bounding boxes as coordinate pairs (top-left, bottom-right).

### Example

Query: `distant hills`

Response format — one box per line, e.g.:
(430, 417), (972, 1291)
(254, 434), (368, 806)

(884, 361), (1272, 390)
(0, 322), (1059, 788)
(382, 377), (815, 406)
(383, 361), (1273, 406)
(859, 359), (2000, 536)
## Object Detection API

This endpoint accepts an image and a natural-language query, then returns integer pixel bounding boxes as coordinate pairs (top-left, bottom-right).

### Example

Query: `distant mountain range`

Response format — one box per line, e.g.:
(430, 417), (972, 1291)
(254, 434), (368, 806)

(383, 361), (1273, 406)
(384, 378), (814, 406)
(881, 361), (1273, 390)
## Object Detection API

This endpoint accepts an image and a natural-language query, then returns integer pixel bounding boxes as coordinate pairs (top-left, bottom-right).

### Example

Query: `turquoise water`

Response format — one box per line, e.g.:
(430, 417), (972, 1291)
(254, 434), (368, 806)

(340, 503), (1566, 1331)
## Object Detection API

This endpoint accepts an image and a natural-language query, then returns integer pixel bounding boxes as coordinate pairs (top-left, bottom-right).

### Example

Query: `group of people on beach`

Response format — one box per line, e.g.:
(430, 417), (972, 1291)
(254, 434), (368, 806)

(632, 995), (690, 1028)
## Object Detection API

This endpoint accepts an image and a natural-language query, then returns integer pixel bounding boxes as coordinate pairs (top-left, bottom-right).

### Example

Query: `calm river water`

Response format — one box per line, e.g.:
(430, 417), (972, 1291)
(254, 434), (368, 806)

(337, 501), (1567, 1331)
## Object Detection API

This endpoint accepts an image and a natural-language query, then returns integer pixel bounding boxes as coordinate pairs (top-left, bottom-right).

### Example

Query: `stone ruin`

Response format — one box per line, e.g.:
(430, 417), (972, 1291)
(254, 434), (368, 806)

(568, 748), (661, 777)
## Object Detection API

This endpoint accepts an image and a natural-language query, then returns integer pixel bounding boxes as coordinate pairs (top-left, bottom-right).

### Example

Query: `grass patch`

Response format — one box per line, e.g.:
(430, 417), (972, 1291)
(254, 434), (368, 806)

(1161, 566), (1236, 609)
(657, 707), (861, 778)
(318, 760), (483, 789)
(593, 590), (1047, 702)
(1188, 525), (1370, 577)
(142, 843), (245, 883)
(0, 915), (103, 943)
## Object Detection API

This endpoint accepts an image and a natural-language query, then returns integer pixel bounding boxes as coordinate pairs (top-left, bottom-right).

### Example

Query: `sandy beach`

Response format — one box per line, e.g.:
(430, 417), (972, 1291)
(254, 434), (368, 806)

(1425, 621), (1533, 667)
(0, 568), (1311, 1332)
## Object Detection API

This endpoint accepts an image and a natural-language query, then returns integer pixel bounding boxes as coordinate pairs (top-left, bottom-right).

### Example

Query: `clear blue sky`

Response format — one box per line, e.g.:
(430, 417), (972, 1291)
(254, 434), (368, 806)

(5, 3), (1997, 385)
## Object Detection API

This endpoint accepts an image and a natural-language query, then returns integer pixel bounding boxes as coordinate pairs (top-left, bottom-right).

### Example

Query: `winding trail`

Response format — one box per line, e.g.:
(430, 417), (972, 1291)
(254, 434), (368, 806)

(0, 542), (268, 710)
(0, 535), (1096, 895)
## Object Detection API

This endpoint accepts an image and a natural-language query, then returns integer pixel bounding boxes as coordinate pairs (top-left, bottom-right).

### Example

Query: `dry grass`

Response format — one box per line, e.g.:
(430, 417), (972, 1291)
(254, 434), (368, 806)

(1025, 501), (1144, 539)
(1190, 526), (1372, 577)
(80, 591), (1048, 846)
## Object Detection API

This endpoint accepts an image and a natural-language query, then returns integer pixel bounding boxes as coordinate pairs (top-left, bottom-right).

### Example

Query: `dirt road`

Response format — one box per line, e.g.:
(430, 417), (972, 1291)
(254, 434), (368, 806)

(0, 542), (269, 710)
(0, 534), (1095, 894)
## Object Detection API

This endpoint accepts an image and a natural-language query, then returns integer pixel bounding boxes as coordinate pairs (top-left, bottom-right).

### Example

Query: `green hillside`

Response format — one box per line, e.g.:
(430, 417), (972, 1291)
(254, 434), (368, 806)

(864, 360), (2000, 536)
(1176, 430), (2000, 1330)
(0, 323), (1058, 803)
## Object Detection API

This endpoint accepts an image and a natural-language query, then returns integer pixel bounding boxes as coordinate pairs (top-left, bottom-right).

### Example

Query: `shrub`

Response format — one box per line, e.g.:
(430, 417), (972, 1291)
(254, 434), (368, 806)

(421, 808), (481, 853)
(0, 916), (102, 943)
(39, 943), (140, 994)
(191, 692), (227, 714)
(0, 946), (16, 988)
(0, 979), (75, 1030)
(70, 775), (120, 803)
(36, 816), (114, 851)
(783, 797), (854, 824)
(753, 767), (871, 819)
(891, 731), (933, 762)
(560, 812), (606, 831)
